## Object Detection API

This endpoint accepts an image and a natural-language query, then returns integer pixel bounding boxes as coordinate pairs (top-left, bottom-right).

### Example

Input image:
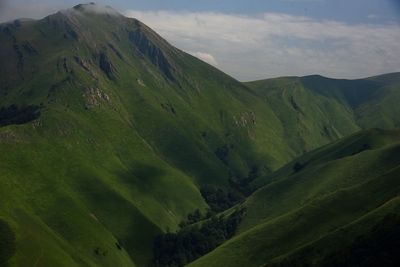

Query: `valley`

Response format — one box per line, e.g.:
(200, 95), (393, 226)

(0, 3), (399, 267)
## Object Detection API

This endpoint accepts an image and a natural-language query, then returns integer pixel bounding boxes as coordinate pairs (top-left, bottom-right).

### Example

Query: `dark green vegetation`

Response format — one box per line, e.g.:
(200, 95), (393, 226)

(200, 185), (245, 213)
(154, 208), (245, 267)
(0, 219), (16, 267)
(0, 3), (399, 267)
(269, 212), (400, 267)
(190, 129), (400, 267)
(0, 104), (40, 127)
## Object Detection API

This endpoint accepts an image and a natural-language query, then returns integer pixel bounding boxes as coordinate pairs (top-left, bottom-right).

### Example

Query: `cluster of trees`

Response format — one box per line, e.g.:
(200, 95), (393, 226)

(352, 143), (371, 156)
(153, 166), (257, 266)
(0, 219), (16, 265)
(0, 104), (40, 127)
(200, 185), (245, 213)
(214, 144), (231, 165)
(229, 165), (259, 196)
(293, 162), (304, 173)
(180, 180), (253, 228)
(179, 209), (209, 228)
(153, 208), (246, 267)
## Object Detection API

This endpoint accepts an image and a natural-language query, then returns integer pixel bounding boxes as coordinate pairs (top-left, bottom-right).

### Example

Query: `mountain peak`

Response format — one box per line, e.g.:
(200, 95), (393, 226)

(67, 2), (122, 17)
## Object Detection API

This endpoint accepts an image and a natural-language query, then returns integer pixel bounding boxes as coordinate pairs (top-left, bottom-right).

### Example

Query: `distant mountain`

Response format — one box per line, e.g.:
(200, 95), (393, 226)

(0, 3), (399, 266)
(245, 73), (400, 154)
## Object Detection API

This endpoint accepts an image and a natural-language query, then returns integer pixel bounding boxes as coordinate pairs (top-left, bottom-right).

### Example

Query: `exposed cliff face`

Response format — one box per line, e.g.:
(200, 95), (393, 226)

(0, 3), (399, 267)
(99, 51), (115, 79)
(0, 5), (282, 266)
(129, 29), (175, 81)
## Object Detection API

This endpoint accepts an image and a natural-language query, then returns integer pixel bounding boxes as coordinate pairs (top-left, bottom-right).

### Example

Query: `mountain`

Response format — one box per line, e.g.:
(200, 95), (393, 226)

(244, 73), (400, 155)
(190, 128), (400, 267)
(0, 3), (399, 267)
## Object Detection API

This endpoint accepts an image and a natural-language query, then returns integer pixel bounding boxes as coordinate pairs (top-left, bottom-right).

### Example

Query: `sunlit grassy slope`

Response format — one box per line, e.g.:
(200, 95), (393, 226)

(245, 73), (400, 152)
(0, 5), (310, 266)
(190, 129), (400, 267)
(0, 3), (399, 266)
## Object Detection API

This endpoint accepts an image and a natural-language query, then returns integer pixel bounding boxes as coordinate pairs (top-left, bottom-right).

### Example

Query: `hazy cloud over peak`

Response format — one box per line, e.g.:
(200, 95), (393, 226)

(67, 3), (121, 16)
(125, 9), (400, 81)
(191, 52), (218, 66)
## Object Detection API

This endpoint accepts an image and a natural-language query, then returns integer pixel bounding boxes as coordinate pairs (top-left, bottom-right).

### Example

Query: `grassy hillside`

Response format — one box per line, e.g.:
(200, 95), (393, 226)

(245, 73), (400, 135)
(0, 3), (399, 266)
(0, 5), (255, 266)
(0, 4), (327, 266)
(245, 76), (359, 154)
(190, 129), (400, 267)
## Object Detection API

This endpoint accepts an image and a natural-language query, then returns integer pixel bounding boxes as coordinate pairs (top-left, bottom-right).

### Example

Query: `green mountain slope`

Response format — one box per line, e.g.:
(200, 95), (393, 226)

(0, 4), (325, 266)
(0, 3), (399, 266)
(190, 129), (400, 267)
(245, 73), (400, 140)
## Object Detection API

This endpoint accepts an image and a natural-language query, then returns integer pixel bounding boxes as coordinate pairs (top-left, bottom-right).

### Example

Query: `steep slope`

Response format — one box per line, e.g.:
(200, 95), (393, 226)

(0, 3), (399, 267)
(245, 76), (359, 154)
(190, 129), (400, 267)
(300, 73), (400, 129)
(0, 4), (353, 266)
(245, 73), (400, 145)
(0, 5), (258, 266)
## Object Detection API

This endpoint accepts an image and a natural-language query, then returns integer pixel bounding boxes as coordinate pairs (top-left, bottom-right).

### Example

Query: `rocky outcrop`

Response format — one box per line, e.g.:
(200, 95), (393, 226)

(83, 86), (110, 108)
(160, 102), (176, 115)
(108, 43), (124, 61)
(233, 111), (256, 127)
(21, 41), (38, 55)
(129, 29), (175, 81)
(98, 52), (115, 79)
(73, 56), (91, 72)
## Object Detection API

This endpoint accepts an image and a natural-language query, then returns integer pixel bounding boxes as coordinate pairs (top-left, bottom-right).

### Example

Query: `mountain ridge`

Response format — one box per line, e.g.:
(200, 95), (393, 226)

(190, 128), (400, 267)
(0, 4), (399, 267)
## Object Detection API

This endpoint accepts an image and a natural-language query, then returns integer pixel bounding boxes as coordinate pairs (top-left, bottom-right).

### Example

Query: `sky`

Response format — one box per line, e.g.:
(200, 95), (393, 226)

(0, 0), (399, 81)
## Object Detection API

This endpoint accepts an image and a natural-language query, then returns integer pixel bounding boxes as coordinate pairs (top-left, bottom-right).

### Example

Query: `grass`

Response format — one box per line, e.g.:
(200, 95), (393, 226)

(0, 4), (399, 266)
(189, 129), (400, 267)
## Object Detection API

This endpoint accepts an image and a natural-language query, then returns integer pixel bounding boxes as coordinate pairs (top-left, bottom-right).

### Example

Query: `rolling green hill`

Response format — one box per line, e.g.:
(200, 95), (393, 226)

(190, 129), (400, 267)
(0, 3), (399, 267)
(245, 73), (400, 154)
(0, 4), (315, 266)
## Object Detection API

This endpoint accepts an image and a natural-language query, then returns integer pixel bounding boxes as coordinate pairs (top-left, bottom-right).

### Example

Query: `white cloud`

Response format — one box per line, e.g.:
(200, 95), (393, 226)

(190, 52), (218, 66)
(0, 2), (120, 23)
(124, 9), (400, 81)
(67, 3), (121, 16)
